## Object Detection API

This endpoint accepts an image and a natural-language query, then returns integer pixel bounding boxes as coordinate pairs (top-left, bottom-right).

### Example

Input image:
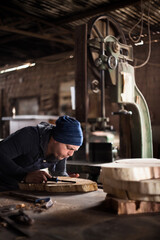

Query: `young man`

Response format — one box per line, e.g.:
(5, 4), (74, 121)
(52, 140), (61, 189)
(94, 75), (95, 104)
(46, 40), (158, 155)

(0, 115), (83, 191)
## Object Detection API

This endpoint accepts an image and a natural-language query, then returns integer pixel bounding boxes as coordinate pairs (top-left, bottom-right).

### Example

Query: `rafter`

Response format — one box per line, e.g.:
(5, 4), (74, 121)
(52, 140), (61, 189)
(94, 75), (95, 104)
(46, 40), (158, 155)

(0, 25), (74, 46)
(0, 4), (71, 35)
(54, 0), (150, 25)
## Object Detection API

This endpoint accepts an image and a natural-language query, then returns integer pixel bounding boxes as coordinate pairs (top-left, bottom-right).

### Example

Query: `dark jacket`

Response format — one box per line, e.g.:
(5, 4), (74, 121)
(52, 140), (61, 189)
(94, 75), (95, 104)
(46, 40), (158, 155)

(0, 122), (67, 191)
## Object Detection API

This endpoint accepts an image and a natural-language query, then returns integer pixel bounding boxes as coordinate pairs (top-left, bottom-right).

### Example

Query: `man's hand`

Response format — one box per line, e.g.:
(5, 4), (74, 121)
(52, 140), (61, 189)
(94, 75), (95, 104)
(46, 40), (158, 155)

(24, 170), (52, 183)
(69, 173), (80, 178)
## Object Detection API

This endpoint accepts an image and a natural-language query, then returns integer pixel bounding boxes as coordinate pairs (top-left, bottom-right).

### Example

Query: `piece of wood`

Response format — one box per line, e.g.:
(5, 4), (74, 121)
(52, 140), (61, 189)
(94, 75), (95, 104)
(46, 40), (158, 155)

(101, 158), (160, 181)
(75, 24), (88, 122)
(19, 177), (98, 193)
(102, 177), (160, 195)
(104, 195), (160, 215)
(103, 184), (128, 199)
(103, 184), (160, 202)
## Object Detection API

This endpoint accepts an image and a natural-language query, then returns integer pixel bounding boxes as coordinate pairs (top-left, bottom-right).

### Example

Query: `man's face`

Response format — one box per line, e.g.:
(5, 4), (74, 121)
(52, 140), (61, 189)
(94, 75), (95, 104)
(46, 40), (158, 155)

(47, 137), (80, 160)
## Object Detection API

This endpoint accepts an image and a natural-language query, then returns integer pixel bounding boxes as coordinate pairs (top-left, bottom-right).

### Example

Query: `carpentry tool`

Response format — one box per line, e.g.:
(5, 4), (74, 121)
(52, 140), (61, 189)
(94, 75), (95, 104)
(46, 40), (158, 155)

(6, 191), (53, 208)
(0, 214), (30, 237)
(47, 177), (76, 184)
(9, 209), (34, 225)
(0, 206), (32, 237)
(0, 204), (17, 213)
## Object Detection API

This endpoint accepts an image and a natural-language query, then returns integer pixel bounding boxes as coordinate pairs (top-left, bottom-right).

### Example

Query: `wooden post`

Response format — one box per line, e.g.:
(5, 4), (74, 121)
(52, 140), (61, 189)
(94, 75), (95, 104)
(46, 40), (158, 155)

(75, 24), (88, 123)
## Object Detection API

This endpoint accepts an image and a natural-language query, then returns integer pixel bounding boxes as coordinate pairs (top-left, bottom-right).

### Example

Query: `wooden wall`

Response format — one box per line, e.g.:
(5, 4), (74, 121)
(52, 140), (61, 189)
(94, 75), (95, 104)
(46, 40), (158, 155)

(134, 41), (160, 157)
(0, 58), (75, 137)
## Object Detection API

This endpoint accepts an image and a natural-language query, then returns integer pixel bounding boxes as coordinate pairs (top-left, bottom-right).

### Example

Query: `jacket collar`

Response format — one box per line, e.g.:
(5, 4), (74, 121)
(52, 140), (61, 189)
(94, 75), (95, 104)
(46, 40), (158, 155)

(37, 122), (54, 157)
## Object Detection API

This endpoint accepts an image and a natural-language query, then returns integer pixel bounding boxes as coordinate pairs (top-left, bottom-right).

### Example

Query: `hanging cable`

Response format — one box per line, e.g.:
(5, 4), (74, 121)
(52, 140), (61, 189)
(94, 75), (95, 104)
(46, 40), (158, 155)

(128, 0), (144, 43)
(134, 1), (151, 69)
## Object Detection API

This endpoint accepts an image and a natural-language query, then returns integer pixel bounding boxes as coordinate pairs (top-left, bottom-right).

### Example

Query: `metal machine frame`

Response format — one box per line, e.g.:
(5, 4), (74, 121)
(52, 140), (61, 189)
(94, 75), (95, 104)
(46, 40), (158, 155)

(75, 15), (153, 161)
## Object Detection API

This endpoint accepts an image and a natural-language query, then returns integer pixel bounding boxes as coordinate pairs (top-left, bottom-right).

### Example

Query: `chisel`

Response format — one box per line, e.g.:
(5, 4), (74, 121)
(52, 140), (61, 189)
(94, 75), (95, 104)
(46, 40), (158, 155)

(0, 214), (30, 237)
(8, 191), (50, 203)
(47, 177), (76, 184)
(6, 192), (53, 208)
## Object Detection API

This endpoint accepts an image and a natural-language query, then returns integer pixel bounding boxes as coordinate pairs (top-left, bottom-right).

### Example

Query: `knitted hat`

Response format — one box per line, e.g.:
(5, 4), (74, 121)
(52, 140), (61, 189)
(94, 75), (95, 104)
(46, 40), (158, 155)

(53, 115), (83, 146)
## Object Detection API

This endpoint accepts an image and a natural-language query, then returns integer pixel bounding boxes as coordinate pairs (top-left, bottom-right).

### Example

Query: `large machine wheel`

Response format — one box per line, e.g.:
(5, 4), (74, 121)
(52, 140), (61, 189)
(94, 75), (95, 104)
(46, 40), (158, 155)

(87, 15), (131, 158)
(87, 15), (126, 79)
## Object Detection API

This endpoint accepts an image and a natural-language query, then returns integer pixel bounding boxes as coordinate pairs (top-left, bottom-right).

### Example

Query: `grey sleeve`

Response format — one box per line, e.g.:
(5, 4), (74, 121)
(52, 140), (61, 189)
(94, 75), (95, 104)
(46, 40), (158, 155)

(48, 158), (68, 176)
(0, 127), (37, 181)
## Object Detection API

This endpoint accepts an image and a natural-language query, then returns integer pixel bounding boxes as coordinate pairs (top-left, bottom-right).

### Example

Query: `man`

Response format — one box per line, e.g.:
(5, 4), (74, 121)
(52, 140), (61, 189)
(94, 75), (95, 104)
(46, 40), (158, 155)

(0, 115), (83, 191)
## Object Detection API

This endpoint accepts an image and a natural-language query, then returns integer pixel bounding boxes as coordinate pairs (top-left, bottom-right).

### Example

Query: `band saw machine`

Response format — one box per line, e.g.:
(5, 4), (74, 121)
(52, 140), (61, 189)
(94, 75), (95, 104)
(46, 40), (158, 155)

(75, 15), (153, 162)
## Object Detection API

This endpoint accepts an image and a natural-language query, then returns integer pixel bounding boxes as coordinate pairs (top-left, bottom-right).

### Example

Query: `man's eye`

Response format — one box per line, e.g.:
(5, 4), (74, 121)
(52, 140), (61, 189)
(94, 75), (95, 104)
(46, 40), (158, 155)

(67, 148), (74, 151)
(66, 146), (76, 151)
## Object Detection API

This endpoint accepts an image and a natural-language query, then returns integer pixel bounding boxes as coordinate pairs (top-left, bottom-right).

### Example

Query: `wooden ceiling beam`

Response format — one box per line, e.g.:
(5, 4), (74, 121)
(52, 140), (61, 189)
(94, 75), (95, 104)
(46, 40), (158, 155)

(0, 34), (25, 44)
(0, 4), (71, 35)
(54, 0), (150, 25)
(0, 25), (74, 46)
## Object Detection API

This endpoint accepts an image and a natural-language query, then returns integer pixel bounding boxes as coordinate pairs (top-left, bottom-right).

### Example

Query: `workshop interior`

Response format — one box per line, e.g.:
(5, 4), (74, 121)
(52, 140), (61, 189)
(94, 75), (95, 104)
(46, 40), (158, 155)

(0, 0), (160, 239)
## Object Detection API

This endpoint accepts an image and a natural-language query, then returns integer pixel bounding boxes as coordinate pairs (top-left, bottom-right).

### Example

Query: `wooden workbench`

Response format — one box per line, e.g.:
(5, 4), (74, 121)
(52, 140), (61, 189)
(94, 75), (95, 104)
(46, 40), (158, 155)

(0, 189), (160, 239)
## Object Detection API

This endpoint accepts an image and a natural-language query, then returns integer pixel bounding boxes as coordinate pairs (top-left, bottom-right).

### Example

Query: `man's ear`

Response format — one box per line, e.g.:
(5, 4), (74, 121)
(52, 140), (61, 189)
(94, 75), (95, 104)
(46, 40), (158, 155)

(52, 137), (57, 143)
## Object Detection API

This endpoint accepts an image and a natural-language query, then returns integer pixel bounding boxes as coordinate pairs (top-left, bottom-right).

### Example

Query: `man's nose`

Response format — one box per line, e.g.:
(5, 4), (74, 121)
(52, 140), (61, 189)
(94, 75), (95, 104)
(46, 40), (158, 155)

(68, 150), (74, 156)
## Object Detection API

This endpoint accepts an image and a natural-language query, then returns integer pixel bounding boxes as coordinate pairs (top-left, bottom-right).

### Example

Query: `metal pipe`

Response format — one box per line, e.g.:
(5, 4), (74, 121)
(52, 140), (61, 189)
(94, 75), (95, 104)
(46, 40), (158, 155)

(100, 40), (106, 119)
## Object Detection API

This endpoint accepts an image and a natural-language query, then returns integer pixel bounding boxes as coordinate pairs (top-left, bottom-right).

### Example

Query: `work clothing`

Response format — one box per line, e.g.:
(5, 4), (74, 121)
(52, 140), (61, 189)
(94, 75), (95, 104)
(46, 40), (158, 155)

(0, 122), (67, 191)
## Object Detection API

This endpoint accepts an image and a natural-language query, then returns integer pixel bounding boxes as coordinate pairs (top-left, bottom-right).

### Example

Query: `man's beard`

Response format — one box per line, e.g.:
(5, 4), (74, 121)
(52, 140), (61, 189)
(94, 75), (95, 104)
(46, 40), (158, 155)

(46, 154), (57, 163)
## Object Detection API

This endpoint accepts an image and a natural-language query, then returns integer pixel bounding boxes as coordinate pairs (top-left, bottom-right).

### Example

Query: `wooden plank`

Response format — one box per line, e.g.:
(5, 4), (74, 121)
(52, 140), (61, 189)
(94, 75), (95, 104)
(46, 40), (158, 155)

(103, 184), (128, 199)
(103, 184), (160, 202)
(75, 24), (88, 123)
(102, 178), (160, 195)
(19, 177), (98, 193)
(101, 158), (160, 181)
(105, 196), (160, 215)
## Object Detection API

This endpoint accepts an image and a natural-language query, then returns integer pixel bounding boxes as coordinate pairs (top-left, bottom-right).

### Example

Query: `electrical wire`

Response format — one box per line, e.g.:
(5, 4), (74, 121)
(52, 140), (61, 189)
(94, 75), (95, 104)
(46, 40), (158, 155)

(128, 0), (144, 43)
(134, 1), (151, 69)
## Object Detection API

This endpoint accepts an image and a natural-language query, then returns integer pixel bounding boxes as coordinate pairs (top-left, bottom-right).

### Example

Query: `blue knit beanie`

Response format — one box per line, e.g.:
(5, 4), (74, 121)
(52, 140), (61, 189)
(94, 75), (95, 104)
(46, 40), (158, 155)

(52, 116), (83, 146)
